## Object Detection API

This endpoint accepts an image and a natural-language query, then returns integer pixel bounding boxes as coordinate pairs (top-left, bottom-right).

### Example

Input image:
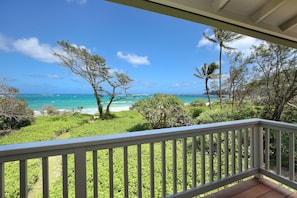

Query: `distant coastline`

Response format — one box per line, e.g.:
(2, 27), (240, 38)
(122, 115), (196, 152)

(18, 94), (215, 115)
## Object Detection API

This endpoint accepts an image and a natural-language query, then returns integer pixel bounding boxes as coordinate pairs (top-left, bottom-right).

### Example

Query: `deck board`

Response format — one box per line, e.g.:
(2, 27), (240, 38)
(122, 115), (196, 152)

(204, 178), (297, 198)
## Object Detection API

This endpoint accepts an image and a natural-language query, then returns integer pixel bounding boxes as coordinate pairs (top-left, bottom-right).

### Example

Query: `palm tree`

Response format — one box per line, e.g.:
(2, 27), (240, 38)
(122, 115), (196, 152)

(203, 28), (243, 109)
(194, 62), (219, 110)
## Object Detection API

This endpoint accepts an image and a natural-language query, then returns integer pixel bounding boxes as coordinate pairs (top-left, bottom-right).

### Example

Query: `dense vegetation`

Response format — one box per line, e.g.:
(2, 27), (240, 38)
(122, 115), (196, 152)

(0, 80), (34, 134)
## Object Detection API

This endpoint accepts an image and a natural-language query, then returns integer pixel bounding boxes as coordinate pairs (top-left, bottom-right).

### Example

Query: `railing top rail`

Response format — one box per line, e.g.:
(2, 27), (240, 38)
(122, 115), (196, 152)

(0, 118), (261, 161)
(259, 119), (297, 133)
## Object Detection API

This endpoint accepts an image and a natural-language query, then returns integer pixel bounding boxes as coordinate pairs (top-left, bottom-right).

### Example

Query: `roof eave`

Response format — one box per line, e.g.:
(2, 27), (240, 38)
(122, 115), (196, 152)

(107, 0), (297, 49)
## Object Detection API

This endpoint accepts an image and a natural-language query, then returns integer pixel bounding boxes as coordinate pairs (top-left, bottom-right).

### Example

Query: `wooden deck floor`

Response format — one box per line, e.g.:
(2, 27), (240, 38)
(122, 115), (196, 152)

(204, 178), (297, 198)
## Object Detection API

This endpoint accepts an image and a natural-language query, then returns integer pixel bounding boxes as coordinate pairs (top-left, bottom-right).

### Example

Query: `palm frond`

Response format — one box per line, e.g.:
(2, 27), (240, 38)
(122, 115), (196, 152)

(203, 32), (217, 43)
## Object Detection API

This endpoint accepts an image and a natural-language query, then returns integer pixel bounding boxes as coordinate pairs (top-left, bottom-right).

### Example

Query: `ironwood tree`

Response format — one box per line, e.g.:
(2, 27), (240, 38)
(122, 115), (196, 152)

(53, 40), (133, 119)
(225, 51), (249, 110)
(248, 41), (297, 121)
(105, 71), (133, 116)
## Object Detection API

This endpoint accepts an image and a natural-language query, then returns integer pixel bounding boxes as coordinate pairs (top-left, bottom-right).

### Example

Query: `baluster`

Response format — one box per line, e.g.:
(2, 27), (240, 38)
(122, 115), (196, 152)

(183, 138), (187, 190)
(238, 129), (242, 172)
(42, 157), (49, 198)
(289, 132), (295, 180)
(244, 128), (249, 170)
(124, 147), (129, 198)
(137, 145), (142, 198)
(276, 130), (282, 175)
(232, 130), (236, 175)
(224, 131), (229, 177)
(93, 151), (98, 198)
(251, 128), (255, 168)
(192, 137), (197, 187)
(172, 140), (177, 194)
(0, 162), (4, 198)
(109, 149), (114, 198)
(20, 160), (27, 198)
(209, 134), (214, 182)
(62, 154), (68, 198)
(265, 129), (270, 170)
(150, 143), (155, 198)
(161, 141), (166, 197)
(201, 135), (205, 184)
(217, 132), (222, 179)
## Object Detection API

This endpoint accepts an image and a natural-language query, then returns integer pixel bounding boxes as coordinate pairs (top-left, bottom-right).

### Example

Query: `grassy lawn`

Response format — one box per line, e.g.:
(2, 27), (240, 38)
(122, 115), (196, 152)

(0, 110), (146, 145)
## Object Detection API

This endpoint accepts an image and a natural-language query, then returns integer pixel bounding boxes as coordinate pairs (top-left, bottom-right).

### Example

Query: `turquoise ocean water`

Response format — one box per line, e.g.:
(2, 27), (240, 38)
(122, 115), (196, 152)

(18, 94), (213, 114)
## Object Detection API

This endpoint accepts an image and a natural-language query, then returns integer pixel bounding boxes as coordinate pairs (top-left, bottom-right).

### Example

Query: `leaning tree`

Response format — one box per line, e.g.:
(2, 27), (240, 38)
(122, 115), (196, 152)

(105, 71), (133, 116)
(53, 40), (132, 119)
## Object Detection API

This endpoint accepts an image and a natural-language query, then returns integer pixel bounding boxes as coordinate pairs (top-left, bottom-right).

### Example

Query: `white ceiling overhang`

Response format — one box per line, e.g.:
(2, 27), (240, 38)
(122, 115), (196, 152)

(107, 0), (297, 48)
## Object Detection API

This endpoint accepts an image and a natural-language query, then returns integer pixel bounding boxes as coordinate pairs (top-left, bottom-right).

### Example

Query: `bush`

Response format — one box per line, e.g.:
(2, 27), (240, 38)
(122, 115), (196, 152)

(0, 98), (34, 132)
(196, 107), (259, 124)
(0, 81), (34, 133)
(189, 99), (206, 107)
(131, 94), (192, 129)
(41, 105), (60, 116)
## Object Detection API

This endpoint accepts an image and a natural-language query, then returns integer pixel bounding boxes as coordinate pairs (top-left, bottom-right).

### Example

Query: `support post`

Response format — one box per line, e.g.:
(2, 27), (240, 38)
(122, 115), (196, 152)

(0, 162), (4, 198)
(254, 125), (263, 178)
(75, 149), (86, 198)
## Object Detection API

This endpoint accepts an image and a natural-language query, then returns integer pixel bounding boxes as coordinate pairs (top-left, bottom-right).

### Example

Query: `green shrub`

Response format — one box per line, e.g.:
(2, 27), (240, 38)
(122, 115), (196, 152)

(131, 94), (192, 129)
(189, 99), (206, 107)
(189, 107), (204, 118)
(0, 98), (34, 132)
(196, 107), (259, 124)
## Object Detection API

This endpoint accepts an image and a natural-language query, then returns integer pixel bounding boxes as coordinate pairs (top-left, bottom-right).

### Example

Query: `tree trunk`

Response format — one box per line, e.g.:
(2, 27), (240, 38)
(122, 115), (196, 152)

(272, 101), (286, 121)
(219, 45), (223, 109)
(206, 79), (212, 110)
(105, 87), (116, 117)
(92, 85), (104, 119)
(232, 87), (235, 111)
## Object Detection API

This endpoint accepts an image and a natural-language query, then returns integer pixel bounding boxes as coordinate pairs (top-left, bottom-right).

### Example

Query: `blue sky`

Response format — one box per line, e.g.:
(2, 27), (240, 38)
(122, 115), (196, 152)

(0, 0), (261, 94)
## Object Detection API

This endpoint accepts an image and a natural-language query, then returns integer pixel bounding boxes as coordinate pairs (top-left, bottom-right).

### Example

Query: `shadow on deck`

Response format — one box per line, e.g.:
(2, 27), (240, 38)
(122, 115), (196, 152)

(205, 177), (297, 198)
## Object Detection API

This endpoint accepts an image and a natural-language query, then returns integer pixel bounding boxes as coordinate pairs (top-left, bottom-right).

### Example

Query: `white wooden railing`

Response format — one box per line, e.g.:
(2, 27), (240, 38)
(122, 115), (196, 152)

(0, 118), (296, 197)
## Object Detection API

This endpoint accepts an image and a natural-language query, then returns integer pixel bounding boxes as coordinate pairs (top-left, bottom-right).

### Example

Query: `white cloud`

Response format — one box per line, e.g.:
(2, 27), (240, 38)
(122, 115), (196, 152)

(30, 74), (61, 79)
(47, 75), (60, 79)
(108, 67), (125, 76)
(197, 36), (213, 48)
(197, 28), (214, 48)
(228, 36), (261, 57)
(0, 33), (13, 52)
(117, 51), (150, 66)
(0, 33), (60, 63)
(66, 0), (87, 5)
(13, 37), (59, 63)
(173, 81), (196, 88)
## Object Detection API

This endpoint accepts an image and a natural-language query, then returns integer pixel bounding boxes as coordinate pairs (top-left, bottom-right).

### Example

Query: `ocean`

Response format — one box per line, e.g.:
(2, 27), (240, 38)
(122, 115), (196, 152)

(18, 94), (213, 115)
